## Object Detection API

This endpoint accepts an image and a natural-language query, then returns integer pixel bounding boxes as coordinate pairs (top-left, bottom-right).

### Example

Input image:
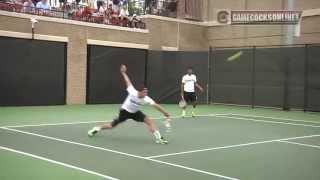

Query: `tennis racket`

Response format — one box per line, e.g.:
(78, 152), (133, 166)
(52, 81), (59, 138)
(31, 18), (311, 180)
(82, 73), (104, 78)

(163, 118), (172, 133)
(179, 99), (187, 108)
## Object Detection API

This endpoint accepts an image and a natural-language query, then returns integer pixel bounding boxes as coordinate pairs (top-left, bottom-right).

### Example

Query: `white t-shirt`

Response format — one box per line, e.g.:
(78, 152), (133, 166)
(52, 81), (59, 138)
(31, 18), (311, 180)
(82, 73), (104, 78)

(121, 86), (155, 113)
(182, 74), (197, 92)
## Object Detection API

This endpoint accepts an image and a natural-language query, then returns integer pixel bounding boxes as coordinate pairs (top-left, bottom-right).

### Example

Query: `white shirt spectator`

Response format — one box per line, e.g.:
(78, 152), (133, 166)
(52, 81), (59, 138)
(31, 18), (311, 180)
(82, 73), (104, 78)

(182, 74), (197, 92)
(121, 86), (155, 113)
(119, 6), (128, 17)
(36, 0), (51, 10)
(112, 3), (120, 14)
(23, 0), (35, 13)
(99, 4), (107, 15)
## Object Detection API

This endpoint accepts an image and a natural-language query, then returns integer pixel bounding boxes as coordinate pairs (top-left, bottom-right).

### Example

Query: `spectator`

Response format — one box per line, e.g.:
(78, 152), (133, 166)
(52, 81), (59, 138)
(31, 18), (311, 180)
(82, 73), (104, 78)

(131, 14), (139, 27)
(119, 4), (128, 17)
(22, 0), (35, 13)
(100, 3), (112, 24)
(112, 0), (119, 5)
(32, 0), (40, 6)
(96, 0), (103, 10)
(107, 3), (114, 16)
(118, 3), (128, 26)
(15, 0), (24, 5)
(98, 2), (107, 15)
(59, 0), (66, 9)
(107, 3), (113, 14)
(120, 0), (128, 6)
(112, 0), (120, 15)
(36, 0), (50, 10)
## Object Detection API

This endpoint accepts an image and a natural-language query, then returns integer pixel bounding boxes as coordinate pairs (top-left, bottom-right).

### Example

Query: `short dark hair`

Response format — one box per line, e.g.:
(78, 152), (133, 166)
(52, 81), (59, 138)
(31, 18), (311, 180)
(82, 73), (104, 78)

(136, 84), (147, 91)
(187, 67), (193, 70)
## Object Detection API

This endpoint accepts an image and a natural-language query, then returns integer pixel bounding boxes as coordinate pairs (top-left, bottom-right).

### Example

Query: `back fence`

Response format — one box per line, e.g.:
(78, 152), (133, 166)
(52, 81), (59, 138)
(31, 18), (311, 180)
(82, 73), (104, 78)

(86, 44), (320, 112)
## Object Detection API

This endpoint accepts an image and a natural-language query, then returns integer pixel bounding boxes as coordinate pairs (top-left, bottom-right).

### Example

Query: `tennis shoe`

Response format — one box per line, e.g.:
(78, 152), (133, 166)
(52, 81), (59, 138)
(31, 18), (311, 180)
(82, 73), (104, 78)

(88, 126), (101, 137)
(156, 137), (169, 144)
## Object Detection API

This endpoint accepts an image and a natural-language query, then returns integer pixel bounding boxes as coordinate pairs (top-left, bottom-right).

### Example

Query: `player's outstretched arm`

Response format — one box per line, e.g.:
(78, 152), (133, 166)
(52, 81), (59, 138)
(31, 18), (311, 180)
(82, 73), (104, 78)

(120, 64), (133, 88)
(152, 103), (171, 119)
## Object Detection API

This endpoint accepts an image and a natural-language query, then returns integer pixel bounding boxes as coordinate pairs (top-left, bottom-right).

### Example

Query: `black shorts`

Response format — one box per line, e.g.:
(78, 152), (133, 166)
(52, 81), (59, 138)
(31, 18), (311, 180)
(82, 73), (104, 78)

(111, 109), (146, 127)
(183, 91), (197, 103)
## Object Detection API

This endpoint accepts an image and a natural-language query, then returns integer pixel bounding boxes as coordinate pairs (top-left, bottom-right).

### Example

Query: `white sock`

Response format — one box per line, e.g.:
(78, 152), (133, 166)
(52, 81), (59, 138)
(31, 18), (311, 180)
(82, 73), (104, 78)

(95, 126), (101, 131)
(153, 130), (162, 140)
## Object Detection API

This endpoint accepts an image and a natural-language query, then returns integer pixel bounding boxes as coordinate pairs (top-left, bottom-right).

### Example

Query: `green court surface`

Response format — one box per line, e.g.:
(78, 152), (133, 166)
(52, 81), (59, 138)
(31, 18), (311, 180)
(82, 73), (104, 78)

(0, 105), (320, 180)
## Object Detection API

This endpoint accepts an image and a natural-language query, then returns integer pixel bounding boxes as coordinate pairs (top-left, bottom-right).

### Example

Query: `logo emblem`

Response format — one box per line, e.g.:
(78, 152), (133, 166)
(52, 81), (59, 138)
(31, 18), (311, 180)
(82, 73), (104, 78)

(217, 10), (230, 24)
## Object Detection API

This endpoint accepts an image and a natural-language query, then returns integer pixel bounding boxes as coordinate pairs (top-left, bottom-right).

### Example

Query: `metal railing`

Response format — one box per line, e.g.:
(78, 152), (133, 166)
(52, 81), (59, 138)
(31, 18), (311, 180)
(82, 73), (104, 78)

(0, 2), (146, 29)
(144, 0), (177, 18)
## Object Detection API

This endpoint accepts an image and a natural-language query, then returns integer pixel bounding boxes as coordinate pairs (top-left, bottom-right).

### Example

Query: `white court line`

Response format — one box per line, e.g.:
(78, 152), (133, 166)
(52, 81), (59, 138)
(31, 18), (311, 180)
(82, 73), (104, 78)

(3, 120), (111, 128)
(278, 140), (320, 149)
(229, 113), (320, 124)
(146, 134), (320, 159)
(214, 115), (320, 128)
(0, 113), (229, 128)
(0, 145), (119, 180)
(143, 158), (239, 180)
(0, 127), (239, 180)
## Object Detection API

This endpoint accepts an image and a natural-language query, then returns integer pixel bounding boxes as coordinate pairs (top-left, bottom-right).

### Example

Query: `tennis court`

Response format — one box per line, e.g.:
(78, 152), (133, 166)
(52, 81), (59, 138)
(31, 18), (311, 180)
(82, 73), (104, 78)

(1, 0), (320, 179)
(1, 104), (319, 180)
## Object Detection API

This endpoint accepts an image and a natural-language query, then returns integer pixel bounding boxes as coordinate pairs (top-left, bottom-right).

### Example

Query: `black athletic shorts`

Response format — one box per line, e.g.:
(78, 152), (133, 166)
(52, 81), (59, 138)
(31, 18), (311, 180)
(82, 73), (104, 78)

(183, 91), (197, 103)
(111, 109), (146, 127)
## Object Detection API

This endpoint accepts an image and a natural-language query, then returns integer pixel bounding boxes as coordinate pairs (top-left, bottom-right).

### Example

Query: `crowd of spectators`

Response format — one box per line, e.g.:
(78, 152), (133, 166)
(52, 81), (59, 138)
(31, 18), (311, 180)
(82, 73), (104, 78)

(92, 0), (130, 25)
(0, 0), (145, 28)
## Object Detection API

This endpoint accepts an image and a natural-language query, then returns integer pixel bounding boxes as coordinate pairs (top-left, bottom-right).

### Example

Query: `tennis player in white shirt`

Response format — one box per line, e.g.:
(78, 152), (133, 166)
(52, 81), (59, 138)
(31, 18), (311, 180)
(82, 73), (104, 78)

(181, 67), (204, 117)
(88, 65), (170, 144)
